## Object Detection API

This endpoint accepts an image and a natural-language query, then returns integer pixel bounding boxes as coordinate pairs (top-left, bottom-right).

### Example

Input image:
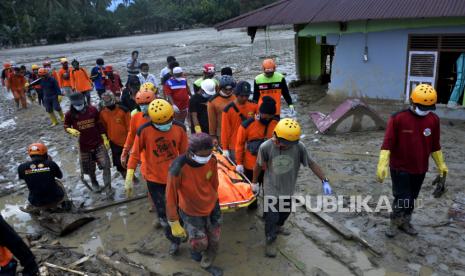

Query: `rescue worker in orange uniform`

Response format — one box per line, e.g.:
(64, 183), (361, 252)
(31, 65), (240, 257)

(99, 92), (131, 179)
(235, 96), (278, 181)
(70, 59), (93, 105)
(0, 214), (39, 276)
(29, 64), (43, 106)
(120, 88), (156, 169)
(8, 66), (27, 109)
(207, 75), (236, 145)
(1, 62), (13, 93)
(253, 59), (295, 117)
(125, 99), (188, 255)
(166, 133), (222, 274)
(221, 81), (257, 162)
(57, 58), (73, 96)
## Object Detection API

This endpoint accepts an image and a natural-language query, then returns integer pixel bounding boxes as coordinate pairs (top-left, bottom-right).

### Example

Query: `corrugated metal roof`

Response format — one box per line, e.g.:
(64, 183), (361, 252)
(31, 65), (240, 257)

(215, 0), (465, 30)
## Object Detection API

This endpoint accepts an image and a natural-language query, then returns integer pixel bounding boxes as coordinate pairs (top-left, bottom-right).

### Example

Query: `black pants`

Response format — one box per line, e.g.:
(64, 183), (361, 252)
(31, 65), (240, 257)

(390, 169), (425, 217)
(146, 181), (181, 245)
(264, 197), (291, 243)
(0, 215), (38, 275)
(36, 89), (43, 106)
(110, 142), (125, 175)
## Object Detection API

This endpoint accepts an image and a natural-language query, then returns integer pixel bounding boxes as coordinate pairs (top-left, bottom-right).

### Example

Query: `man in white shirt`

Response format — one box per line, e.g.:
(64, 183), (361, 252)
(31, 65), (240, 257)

(160, 56), (176, 81)
(138, 63), (158, 88)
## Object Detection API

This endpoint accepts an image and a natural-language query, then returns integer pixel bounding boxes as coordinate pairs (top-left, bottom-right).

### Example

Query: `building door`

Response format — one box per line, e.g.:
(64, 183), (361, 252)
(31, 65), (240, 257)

(405, 51), (438, 103)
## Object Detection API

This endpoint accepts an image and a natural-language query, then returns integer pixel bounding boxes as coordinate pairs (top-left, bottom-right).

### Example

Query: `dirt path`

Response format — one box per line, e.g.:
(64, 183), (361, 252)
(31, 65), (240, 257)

(1, 28), (464, 276)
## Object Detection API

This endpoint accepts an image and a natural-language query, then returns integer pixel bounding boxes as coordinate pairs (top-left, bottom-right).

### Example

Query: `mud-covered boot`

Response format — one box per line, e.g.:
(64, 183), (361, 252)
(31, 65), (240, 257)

(90, 177), (100, 192)
(399, 214), (418, 236)
(169, 242), (179, 256)
(265, 239), (277, 258)
(48, 112), (58, 126)
(200, 250), (216, 269)
(58, 110), (65, 122)
(385, 215), (401, 238)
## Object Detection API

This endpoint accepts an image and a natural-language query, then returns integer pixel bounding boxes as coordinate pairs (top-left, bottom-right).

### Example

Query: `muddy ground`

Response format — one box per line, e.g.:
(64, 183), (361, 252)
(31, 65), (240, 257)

(1, 28), (464, 276)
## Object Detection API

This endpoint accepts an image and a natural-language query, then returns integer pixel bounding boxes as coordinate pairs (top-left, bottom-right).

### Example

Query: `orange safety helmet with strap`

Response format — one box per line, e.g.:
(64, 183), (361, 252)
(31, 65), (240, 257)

(38, 68), (49, 76)
(262, 59), (276, 73)
(28, 142), (48, 156)
(0, 246), (13, 267)
(410, 84), (437, 106)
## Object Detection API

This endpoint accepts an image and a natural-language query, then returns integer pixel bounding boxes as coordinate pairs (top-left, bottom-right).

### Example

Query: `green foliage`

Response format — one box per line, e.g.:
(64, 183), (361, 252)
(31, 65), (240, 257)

(0, 0), (275, 46)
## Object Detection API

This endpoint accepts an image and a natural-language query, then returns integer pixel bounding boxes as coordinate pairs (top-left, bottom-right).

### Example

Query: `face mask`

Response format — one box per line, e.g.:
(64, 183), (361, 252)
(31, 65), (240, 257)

(192, 153), (212, 164)
(201, 92), (212, 99)
(153, 121), (172, 132)
(73, 104), (85, 111)
(140, 104), (149, 113)
(220, 90), (232, 97)
(413, 107), (431, 116)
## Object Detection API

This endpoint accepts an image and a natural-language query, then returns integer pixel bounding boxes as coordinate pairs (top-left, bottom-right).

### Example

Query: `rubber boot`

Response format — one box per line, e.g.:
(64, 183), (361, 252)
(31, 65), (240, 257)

(200, 250), (216, 269)
(169, 242), (179, 256)
(265, 239), (277, 258)
(399, 214), (418, 236)
(58, 110), (65, 122)
(385, 214), (402, 238)
(90, 175), (100, 192)
(48, 112), (58, 126)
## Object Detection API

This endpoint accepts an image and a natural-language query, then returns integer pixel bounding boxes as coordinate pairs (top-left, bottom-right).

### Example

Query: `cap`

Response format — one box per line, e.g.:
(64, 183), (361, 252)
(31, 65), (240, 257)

(173, 67), (183, 74)
(234, 81), (252, 96)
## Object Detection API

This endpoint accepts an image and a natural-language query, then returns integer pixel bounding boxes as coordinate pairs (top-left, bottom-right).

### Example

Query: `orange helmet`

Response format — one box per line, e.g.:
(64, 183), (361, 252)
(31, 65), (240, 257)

(38, 68), (49, 76)
(135, 88), (156, 105)
(3, 62), (11, 69)
(28, 143), (47, 156)
(262, 59), (276, 73)
(411, 84), (437, 106)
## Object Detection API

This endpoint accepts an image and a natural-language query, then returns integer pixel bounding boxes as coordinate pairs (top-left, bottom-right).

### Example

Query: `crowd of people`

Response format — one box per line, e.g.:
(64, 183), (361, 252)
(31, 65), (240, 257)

(0, 52), (449, 275)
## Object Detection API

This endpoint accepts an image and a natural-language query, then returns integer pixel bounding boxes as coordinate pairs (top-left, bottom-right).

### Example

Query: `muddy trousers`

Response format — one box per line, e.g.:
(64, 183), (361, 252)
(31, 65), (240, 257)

(11, 89), (26, 108)
(390, 169), (425, 218)
(264, 197), (292, 243)
(109, 142), (126, 177)
(80, 144), (111, 188)
(0, 215), (38, 275)
(179, 201), (221, 256)
(146, 182), (181, 245)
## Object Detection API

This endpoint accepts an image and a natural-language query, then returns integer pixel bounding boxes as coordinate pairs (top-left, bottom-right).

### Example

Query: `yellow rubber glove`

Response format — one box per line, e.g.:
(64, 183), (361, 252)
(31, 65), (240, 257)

(58, 95), (63, 103)
(169, 220), (187, 239)
(101, 134), (110, 150)
(376, 150), (390, 183)
(125, 169), (134, 198)
(66, 128), (80, 137)
(194, 125), (202, 134)
(431, 150), (448, 177)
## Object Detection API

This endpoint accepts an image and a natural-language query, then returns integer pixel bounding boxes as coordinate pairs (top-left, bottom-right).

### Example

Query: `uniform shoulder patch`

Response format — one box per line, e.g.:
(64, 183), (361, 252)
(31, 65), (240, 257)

(173, 120), (187, 131)
(241, 118), (255, 128)
(136, 121), (152, 136)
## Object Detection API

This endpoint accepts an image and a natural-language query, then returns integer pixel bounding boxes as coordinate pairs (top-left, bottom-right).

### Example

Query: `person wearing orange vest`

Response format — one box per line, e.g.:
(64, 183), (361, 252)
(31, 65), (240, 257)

(166, 133), (223, 274)
(100, 92), (130, 179)
(70, 59), (93, 105)
(253, 59), (295, 117)
(0, 214), (39, 275)
(1, 62), (13, 93)
(125, 99), (188, 255)
(207, 75), (236, 145)
(221, 81), (257, 162)
(235, 96), (278, 181)
(9, 66), (28, 109)
(58, 58), (73, 96)
(103, 66), (123, 97)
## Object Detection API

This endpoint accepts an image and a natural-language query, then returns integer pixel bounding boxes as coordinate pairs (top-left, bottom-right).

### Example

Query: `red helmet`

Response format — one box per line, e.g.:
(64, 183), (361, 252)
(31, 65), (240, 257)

(43, 60), (51, 66)
(203, 63), (215, 73)
(38, 68), (49, 76)
(3, 62), (11, 69)
(135, 88), (156, 105)
(28, 143), (48, 156)
(104, 65), (113, 72)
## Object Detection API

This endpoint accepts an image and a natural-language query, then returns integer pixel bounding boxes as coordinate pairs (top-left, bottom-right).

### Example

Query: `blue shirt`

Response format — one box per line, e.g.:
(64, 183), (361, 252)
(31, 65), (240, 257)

(91, 66), (106, 90)
(40, 77), (61, 98)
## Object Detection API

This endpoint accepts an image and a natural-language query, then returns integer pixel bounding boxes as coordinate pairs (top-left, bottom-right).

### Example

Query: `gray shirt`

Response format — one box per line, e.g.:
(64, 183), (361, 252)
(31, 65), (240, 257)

(257, 139), (313, 197)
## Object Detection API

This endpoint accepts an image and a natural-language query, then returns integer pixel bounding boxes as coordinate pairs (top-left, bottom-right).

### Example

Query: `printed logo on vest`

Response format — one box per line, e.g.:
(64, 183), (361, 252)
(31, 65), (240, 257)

(423, 128), (431, 137)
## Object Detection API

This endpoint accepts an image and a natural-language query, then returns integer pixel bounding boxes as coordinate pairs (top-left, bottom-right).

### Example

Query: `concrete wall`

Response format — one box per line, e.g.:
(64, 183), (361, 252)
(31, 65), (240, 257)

(327, 25), (465, 100)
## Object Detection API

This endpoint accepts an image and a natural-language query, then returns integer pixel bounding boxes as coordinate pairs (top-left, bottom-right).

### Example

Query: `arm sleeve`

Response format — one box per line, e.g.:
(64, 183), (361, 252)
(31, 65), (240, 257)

(179, 130), (189, 155)
(235, 126), (247, 165)
(124, 117), (137, 150)
(57, 71), (63, 88)
(99, 112), (108, 132)
(298, 142), (314, 166)
(281, 78), (293, 105)
(253, 80), (260, 102)
(381, 117), (395, 150)
(256, 144), (267, 167)
(53, 78), (61, 95)
(70, 70), (76, 90)
(63, 112), (72, 129)
(207, 102), (217, 136)
(51, 161), (63, 179)
(95, 109), (106, 135)
(432, 116), (441, 152)
(165, 172), (180, 221)
(211, 160), (219, 191)
(220, 111), (230, 150)
(189, 98), (198, 113)
(127, 134), (142, 170)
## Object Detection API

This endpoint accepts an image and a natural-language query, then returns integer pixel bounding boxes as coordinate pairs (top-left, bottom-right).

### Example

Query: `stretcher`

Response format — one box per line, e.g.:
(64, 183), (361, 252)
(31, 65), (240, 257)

(215, 149), (257, 212)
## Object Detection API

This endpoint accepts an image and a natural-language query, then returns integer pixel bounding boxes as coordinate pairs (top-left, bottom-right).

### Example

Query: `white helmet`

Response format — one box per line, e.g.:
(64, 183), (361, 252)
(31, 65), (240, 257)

(201, 79), (216, 95)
